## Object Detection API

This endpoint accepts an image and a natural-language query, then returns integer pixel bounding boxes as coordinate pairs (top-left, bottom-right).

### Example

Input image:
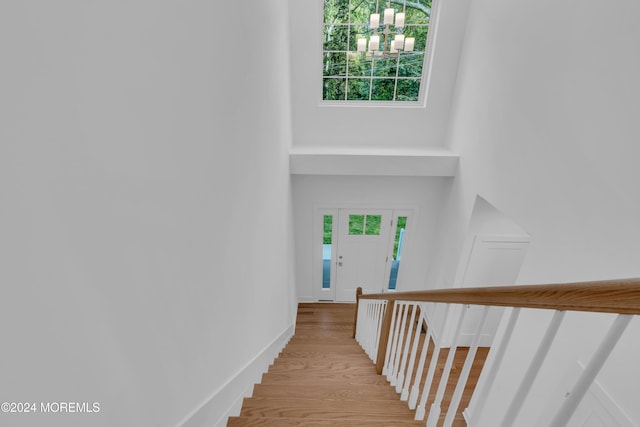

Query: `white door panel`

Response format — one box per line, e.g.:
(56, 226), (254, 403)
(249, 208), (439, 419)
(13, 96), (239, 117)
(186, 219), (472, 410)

(335, 209), (392, 302)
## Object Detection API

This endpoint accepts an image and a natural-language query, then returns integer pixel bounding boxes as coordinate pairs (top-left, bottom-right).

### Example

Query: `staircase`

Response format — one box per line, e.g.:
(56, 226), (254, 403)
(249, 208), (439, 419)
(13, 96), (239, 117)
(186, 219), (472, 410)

(228, 303), (487, 426)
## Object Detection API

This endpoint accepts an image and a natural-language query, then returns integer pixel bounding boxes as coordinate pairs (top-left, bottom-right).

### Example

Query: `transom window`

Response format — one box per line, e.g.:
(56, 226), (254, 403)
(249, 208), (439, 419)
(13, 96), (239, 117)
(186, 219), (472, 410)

(323, 0), (432, 103)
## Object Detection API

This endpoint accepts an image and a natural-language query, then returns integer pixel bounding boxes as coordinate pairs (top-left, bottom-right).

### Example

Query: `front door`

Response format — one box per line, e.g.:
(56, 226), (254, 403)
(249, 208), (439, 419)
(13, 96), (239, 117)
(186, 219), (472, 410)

(334, 209), (392, 302)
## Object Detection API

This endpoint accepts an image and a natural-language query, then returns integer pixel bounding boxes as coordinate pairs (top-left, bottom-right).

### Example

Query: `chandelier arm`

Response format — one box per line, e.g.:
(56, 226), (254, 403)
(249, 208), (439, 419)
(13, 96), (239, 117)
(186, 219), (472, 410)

(389, 0), (430, 17)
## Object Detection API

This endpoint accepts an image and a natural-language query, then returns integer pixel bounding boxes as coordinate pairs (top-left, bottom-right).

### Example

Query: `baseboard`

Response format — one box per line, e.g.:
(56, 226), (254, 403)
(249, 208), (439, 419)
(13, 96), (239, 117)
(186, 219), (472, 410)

(297, 295), (314, 302)
(176, 324), (294, 427)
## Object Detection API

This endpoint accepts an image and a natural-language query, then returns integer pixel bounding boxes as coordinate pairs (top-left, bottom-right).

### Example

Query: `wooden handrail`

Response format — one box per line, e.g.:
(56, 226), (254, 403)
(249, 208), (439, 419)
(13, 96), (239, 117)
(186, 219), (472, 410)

(358, 278), (640, 314)
(354, 279), (640, 422)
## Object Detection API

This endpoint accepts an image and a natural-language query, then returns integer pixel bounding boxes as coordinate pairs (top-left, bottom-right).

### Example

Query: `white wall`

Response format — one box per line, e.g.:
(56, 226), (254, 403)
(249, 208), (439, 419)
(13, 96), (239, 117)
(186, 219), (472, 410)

(466, 196), (529, 239)
(292, 175), (449, 301)
(430, 0), (640, 423)
(0, 1), (296, 426)
(287, 0), (471, 148)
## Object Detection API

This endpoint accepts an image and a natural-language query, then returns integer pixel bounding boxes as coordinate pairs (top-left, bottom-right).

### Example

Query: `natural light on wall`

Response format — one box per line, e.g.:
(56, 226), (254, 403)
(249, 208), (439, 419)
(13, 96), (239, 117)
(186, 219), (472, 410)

(322, 0), (432, 103)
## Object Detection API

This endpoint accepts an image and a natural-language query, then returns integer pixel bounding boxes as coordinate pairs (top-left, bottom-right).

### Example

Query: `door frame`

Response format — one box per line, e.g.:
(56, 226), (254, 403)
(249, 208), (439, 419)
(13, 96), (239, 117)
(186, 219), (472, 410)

(315, 208), (339, 301)
(312, 203), (416, 301)
(382, 209), (413, 294)
(453, 234), (531, 290)
(441, 233), (531, 347)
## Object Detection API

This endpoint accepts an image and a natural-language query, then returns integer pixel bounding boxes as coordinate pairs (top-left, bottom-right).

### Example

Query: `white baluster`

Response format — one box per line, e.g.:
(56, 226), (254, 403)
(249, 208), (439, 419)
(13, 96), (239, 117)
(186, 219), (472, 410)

(412, 304), (451, 414)
(355, 300), (365, 345)
(548, 314), (633, 427)
(500, 310), (566, 427)
(401, 305), (424, 401)
(388, 302), (406, 383)
(370, 301), (381, 360)
(465, 307), (520, 424)
(409, 318), (431, 410)
(374, 301), (389, 359)
(425, 304), (469, 427)
(374, 301), (387, 360)
(444, 306), (490, 427)
(366, 302), (375, 359)
(382, 301), (400, 376)
(360, 301), (369, 353)
(396, 303), (418, 393)
(368, 302), (376, 357)
(358, 302), (366, 350)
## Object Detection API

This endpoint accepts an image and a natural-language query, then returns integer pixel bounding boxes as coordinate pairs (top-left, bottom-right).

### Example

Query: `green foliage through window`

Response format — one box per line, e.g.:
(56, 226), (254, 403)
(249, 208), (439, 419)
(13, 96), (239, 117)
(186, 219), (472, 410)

(349, 215), (365, 235)
(349, 214), (382, 235)
(365, 215), (381, 235)
(393, 216), (407, 259)
(323, 0), (432, 102)
(323, 215), (333, 244)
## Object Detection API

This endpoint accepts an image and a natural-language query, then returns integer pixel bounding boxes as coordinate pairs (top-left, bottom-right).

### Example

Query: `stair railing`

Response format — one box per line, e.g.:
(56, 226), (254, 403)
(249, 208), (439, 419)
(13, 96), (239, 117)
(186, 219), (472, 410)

(354, 278), (640, 427)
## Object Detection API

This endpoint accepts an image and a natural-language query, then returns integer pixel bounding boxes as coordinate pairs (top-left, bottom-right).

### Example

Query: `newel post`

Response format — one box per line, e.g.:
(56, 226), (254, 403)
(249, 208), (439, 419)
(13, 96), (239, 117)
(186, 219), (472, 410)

(352, 287), (363, 338)
(376, 299), (396, 375)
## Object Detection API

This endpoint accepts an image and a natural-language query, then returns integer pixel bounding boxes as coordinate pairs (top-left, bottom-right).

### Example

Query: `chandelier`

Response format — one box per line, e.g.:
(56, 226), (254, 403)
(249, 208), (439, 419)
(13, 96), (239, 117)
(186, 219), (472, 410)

(356, 6), (415, 55)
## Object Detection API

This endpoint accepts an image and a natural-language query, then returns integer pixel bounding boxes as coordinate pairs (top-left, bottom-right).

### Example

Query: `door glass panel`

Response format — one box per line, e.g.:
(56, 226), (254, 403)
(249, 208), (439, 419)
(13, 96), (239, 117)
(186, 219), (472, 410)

(349, 214), (365, 235)
(389, 216), (407, 290)
(365, 215), (381, 235)
(323, 215), (333, 288)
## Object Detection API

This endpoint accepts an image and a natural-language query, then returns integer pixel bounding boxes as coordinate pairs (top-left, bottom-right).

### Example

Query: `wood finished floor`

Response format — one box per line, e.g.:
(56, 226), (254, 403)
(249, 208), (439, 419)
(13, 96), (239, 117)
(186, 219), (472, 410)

(227, 303), (488, 427)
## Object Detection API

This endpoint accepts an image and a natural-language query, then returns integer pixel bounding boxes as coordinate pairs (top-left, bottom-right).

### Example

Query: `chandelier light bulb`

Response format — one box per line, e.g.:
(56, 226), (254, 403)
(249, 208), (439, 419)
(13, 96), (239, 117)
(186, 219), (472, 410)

(404, 37), (415, 52)
(384, 8), (395, 25)
(369, 35), (380, 51)
(395, 12), (405, 28)
(357, 38), (366, 52)
(369, 13), (380, 29)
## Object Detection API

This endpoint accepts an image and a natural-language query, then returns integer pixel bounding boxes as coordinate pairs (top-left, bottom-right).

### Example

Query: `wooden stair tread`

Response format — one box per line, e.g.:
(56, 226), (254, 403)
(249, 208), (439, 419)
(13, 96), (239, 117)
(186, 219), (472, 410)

(239, 397), (419, 420)
(275, 350), (370, 359)
(280, 343), (363, 351)
(268, 359), (377, 371)
(287, 338), (356, 345)
(228, 416), (424, 426)
(251, 384), (402, 400)
(260, 370), (391, 385)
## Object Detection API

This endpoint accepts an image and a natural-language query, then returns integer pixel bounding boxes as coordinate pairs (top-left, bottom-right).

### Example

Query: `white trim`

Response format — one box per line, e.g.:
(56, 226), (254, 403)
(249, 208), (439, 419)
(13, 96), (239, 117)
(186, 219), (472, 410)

(584, 365), (636, 427)
(538, 359), (637, 427)
(289, 149), (459, 176)
(421, 0), (444, 108)
(383, 209), (414, 293)
(313, 208), (339, 301)
(176, 325), (294, 427)
(463, 408), (472, 424)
